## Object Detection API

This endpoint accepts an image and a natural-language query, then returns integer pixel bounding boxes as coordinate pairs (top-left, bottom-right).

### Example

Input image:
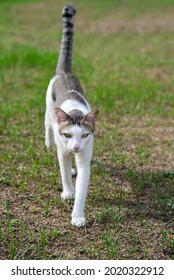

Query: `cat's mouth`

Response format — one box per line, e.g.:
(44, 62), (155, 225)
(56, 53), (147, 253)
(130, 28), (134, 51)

(71, 148), (81, 154)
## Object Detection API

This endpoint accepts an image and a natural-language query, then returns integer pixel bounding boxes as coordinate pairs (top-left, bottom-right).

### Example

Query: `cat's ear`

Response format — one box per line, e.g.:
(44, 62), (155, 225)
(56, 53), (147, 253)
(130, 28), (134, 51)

(84, 109), (99, 125)
(54, 108), (69, 124)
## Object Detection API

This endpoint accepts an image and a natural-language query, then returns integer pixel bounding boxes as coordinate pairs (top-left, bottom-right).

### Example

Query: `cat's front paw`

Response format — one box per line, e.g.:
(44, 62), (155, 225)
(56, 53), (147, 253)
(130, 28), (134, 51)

(61, 191), (75, 200)
(71, 217), (86, 227)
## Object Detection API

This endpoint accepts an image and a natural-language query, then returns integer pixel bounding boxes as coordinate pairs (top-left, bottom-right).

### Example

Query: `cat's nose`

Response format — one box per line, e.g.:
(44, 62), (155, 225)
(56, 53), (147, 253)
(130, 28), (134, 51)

(73, 145), (80, 152)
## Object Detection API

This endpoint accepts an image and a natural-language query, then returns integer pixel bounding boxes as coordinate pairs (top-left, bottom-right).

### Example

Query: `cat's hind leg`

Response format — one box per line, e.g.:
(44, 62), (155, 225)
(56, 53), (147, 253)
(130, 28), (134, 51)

(71, 168), (77, 176)
(44, 109), (56, 148)
(45, 125), (56, 149)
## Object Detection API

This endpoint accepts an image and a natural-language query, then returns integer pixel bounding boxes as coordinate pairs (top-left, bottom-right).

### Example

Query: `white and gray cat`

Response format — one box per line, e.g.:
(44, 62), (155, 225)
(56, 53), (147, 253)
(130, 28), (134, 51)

(45, 5), (99, 227)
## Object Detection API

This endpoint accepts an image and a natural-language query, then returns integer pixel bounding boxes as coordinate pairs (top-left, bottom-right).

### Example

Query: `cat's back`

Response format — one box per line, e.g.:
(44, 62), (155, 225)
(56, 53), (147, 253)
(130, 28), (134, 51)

(53, 73), (83, 96)
(50, 73), (89, 111)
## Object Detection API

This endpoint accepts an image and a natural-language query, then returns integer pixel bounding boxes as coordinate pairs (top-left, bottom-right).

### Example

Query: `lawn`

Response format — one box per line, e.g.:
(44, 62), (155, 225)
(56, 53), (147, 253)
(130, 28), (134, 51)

(0, 0), (174, 259)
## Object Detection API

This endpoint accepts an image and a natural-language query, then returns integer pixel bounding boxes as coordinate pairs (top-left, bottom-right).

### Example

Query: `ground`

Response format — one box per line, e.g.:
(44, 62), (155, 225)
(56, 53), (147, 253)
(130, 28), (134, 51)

(0, 0), (174, 259)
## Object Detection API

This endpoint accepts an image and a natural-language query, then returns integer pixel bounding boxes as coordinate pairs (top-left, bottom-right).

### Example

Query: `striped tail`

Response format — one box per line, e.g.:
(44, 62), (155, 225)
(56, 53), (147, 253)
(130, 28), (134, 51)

(56, 5), (76, 74)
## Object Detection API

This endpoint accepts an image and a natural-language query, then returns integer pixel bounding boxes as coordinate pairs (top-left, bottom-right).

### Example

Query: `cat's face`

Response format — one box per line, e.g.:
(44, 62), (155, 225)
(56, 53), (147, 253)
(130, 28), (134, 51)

(55, 108), (99, 153)
(59, 125), (93, 153)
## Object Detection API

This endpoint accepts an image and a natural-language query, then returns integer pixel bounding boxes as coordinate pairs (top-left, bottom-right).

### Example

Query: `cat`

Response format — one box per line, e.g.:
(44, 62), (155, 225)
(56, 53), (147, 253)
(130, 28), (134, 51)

(44, 5), (99, 227)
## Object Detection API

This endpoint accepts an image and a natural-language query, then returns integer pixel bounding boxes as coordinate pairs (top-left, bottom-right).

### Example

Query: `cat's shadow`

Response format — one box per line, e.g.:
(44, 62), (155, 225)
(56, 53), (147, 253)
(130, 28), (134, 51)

(90, 160), (174, 225)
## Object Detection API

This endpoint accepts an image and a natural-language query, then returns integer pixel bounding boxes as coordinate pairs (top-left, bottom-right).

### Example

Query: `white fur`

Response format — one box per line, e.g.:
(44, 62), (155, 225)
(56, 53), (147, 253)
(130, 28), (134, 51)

(45, 78), (93, 227)
(45, 77), (57, 148)
(61, 99), (90, 115)
(67, 89), (91, 111)
(58, 125), (93, 153)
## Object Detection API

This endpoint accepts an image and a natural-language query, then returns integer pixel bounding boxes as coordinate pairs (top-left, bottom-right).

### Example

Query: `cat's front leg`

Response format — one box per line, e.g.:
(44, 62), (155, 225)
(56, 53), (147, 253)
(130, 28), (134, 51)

(71, 145), (92, 227)
(57, 149), (75, 200)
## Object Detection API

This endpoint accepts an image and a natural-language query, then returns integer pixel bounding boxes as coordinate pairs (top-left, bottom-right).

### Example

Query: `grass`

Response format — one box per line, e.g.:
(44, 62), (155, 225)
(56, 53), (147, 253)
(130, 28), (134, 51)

(0, 0), (174, 259)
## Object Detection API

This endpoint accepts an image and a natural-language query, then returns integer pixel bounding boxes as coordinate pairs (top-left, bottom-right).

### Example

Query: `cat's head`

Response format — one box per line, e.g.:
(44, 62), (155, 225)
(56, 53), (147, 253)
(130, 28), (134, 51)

(55, 108), (99, 153)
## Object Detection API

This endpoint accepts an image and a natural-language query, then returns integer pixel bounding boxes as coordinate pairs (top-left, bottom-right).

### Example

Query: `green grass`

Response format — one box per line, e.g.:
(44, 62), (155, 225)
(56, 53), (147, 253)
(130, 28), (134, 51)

(0, 0), (174, 260)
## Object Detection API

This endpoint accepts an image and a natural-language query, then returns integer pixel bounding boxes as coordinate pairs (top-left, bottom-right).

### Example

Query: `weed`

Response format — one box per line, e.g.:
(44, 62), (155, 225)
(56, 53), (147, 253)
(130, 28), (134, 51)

(88, 239), (103, 259)
(4, 195), (11, 233)
(19, 180), (25, 193)
(0, 223), (2, 247)
(118, 186), (123, 212)
(37, 226), (48, 260)
(171, 240), (174, 260)
(4, 196), (17, 259)
(29, 230), (34, 243)
(91, 185), (105, 204)
(14, 245), (35, 260)
(129, 230), (140, 256)
(51, 229), (60, 240)
(43, 201), (51, 216)
(103, 229), (122, 259)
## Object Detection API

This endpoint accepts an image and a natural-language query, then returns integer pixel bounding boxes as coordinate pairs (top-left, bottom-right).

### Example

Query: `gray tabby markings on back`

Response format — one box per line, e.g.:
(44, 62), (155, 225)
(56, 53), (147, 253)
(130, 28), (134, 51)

(51, 74), (88, 108)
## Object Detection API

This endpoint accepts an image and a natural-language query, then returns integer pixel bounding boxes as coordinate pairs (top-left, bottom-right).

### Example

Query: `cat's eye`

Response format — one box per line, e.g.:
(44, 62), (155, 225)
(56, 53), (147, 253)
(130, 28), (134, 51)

(82, 133), (89, 138)
(63, 133), (72, 138)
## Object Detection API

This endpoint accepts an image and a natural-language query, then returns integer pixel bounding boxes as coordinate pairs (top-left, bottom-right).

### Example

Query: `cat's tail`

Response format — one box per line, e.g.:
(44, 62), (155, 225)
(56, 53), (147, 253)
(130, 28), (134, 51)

(56, 5), (76, 74)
